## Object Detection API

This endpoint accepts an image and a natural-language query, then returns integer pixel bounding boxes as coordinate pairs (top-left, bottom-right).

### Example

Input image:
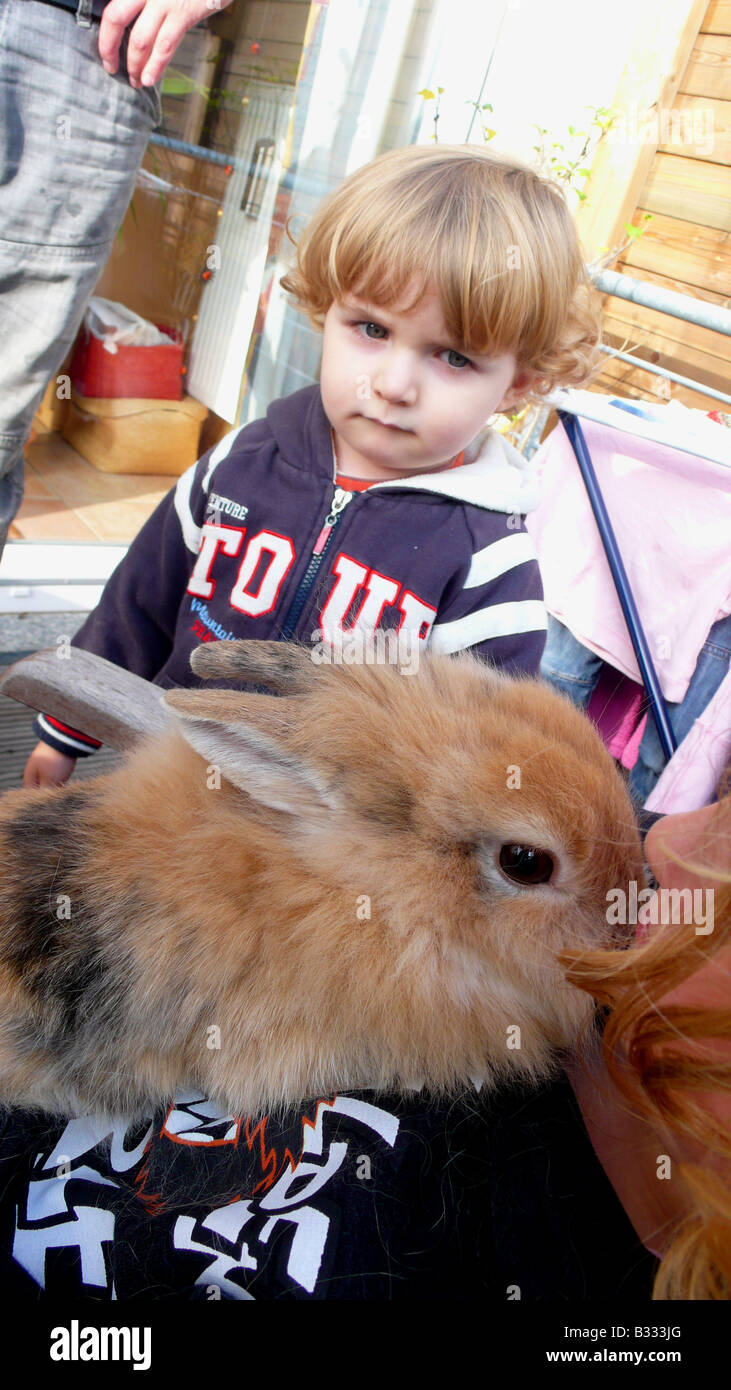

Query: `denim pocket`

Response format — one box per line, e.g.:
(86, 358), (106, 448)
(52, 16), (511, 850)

(118, 26), (162, 128)
(138, 80), (163, 130)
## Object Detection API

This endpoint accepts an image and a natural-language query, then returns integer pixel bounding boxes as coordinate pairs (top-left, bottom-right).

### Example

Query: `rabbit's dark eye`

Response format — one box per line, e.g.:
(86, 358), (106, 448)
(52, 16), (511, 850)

(499, 844), (555, 886)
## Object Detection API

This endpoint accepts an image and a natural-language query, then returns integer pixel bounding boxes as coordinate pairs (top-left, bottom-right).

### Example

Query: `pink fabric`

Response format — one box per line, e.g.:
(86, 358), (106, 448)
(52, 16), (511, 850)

(620, 711), (647, 772)
(587, 668), (645, 766)
(526, 418), (731, 703)
(644, 667), (731, 814)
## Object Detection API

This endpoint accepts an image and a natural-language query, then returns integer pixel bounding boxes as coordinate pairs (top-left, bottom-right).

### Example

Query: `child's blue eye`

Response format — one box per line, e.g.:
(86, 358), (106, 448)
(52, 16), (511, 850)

(441, 348), (471, 370)
(357, 321), (388, 340)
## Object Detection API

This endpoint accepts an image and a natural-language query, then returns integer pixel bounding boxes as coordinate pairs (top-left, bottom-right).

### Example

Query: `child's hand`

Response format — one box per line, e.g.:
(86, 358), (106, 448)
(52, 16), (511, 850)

(23, 743), (77, 789)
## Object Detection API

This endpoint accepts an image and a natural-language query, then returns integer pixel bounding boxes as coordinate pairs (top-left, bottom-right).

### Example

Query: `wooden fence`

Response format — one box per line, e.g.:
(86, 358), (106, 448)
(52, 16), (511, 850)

(588, 0), (730, 408)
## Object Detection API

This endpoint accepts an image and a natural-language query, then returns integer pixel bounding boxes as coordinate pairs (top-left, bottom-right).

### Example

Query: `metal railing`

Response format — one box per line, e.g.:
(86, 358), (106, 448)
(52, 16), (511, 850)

(588, 266), (731, 410)
(590, 267), (731, 338)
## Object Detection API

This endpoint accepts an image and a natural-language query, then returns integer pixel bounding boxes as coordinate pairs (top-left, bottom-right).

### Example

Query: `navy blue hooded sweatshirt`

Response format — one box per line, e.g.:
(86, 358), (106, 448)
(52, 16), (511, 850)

(35, 384), (547, 755)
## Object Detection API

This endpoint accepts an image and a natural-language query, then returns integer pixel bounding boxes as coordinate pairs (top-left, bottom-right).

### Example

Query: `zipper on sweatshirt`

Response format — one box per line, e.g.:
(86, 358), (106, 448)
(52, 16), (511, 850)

(278, 486), (355, 640)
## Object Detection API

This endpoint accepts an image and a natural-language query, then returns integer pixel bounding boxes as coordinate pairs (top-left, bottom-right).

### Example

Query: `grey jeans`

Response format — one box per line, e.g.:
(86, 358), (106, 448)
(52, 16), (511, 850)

(0, 0), (162, 554)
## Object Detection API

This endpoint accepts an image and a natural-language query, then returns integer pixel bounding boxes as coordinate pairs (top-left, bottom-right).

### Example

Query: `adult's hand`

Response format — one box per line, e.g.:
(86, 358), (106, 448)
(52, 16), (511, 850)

(98, 0), (235, 89)
(640, 803), (731, 1166)
(568, 797), (731, 1259)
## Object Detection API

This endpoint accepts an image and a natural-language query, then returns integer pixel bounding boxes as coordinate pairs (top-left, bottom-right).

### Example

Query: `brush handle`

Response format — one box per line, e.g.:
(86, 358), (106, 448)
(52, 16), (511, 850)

(0, 647), (170, 751)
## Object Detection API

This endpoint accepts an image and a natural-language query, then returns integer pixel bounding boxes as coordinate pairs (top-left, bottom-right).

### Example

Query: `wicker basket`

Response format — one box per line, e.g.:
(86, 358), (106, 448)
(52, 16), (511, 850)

(62, 389), (208, 475)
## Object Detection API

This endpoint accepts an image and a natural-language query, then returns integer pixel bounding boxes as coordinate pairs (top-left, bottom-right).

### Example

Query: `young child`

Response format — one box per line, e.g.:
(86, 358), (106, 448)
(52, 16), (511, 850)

(24, 142), (601, 787)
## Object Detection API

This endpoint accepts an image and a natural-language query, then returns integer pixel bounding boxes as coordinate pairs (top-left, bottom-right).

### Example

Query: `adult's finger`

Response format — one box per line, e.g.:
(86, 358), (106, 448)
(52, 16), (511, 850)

(99, 0), (234, 87)
(125, 2), (186, 88)
(97, 0), (147, 77)
(133, 0), (236, 86)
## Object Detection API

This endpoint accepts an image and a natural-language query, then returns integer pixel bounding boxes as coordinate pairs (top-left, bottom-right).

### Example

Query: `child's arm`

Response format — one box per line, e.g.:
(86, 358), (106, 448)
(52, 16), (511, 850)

(64, 458), (209, 678)
(27, 446), (219, 775)
(430, 511), (546, 676)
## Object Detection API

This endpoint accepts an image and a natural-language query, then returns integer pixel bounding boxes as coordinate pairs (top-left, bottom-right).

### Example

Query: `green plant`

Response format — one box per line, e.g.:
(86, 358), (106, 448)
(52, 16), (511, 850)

(417, 87), (618, 207)
(416, 86), (444, 142)
(466, 99), (497, 144)
(531, 106), (616, 201)
(588, 213), (655, 274)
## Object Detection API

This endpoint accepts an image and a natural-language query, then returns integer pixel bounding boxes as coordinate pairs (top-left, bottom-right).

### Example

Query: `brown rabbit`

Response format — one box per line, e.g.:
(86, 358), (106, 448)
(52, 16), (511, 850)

(0, 639), (646, 1120)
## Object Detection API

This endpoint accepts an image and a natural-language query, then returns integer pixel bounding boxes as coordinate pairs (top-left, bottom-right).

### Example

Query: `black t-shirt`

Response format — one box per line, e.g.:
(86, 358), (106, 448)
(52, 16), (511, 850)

(0, 1076), (656, 1300)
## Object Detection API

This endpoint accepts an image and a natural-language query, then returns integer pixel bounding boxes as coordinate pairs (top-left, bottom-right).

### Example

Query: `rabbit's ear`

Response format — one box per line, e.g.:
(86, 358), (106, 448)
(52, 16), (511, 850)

(163, 687), (340, 818)
(190, 638), (332, 694)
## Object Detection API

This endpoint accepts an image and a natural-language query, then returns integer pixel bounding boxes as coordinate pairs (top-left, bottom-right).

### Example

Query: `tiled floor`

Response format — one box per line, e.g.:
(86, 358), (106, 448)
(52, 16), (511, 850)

(1, 433), (178, 787)
(10, 431), (172, 545)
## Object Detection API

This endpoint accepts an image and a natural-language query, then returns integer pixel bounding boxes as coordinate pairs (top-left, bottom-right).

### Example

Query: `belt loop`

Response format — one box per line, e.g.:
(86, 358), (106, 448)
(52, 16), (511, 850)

(75, 0), (94, 27)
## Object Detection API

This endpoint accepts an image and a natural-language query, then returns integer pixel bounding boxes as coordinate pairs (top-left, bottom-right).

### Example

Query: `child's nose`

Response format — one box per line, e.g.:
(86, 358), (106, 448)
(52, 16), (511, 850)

(373, 350), (418, 405)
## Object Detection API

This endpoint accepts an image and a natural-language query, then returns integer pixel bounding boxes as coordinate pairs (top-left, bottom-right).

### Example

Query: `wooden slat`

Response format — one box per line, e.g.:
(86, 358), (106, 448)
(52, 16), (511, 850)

(702, 1), (731, 33)
(574, 0), (709, 261)
(593, 355), (724, 411)
(601, 314), (730, 395)
(641, 152), (731, 230)
(601, 265), (731, 404)
(656, 94), (730, 164)
(608, 262), (729, 316)
(599, 272), (729, 366)
(582, 4), (731, 417)
(682, 33), (731, 97)
(0, 648), (172, 752)
(620, 210), (731, 297)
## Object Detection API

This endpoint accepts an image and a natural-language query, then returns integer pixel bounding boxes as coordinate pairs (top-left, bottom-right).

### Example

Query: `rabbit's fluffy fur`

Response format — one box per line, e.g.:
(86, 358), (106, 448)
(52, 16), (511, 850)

(0, 640), (645, 1119)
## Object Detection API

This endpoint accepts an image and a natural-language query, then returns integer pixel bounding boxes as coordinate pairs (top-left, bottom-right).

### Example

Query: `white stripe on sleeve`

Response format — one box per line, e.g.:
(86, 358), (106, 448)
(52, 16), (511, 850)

(429, 600), (547, 654)
(176, 426), (249, 554)
(464, 532), (537, 589)
(36, 714), (99, 756)
(174, 463), (202, 555)
(201, 424), (248, 492)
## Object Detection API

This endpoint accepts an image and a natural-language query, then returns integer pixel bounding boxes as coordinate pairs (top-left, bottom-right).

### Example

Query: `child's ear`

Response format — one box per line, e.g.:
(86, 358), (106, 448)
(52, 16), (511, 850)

(495, 369), (539, 415)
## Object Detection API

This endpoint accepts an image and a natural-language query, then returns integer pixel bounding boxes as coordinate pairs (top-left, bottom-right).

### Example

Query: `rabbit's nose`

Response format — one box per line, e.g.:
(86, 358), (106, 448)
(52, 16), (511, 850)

(643, 864), (660, 893)
(637, 809), (665, 841)
(637, 809), (664, 891)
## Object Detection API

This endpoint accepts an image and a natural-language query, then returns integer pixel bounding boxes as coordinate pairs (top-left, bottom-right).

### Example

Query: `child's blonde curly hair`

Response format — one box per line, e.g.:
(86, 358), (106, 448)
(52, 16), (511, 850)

(280, 143), (603, 404)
